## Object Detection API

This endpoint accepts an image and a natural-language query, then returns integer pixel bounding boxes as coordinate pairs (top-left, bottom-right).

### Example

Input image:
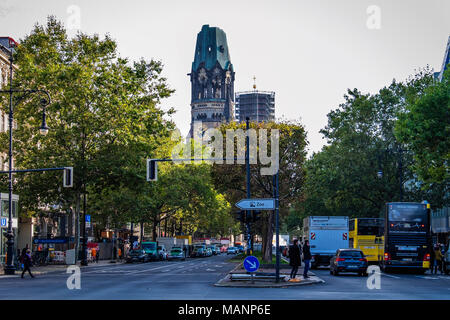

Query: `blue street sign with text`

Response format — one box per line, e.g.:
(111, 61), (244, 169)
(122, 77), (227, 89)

(244, 255), (260, 273)
(1, 218), (6, 227)
(235, 198), (275, 210)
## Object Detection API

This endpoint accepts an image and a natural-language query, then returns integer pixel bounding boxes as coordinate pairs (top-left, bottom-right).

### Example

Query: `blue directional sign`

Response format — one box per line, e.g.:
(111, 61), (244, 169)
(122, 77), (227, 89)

(85, 215), (91, 228)
(244, 255), (260, 273)
(0, 218), (6, 227)
(235, 198), (275, 211)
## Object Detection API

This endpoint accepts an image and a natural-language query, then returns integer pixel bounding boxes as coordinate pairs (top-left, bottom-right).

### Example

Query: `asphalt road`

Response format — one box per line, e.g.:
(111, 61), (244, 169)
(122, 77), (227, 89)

(0, 254), (449, 300)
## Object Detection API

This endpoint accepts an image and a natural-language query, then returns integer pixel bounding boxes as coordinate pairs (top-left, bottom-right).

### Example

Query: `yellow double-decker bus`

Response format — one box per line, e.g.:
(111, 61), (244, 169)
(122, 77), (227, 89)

(349, 218), (384, 263)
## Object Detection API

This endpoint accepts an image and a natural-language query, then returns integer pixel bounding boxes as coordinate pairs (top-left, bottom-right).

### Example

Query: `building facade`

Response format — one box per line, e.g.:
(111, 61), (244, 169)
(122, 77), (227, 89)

(235, 90), (275, 123)
(189, 25), (235, 135)
(434, 35), (450, 82)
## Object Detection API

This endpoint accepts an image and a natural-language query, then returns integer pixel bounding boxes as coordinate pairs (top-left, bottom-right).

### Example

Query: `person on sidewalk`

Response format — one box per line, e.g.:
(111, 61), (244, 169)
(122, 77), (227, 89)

(21, 249), (34, 279)
(302, 240), (312, 279)
(433, 244), (443, 274)
(95, 248), (100, 263)
(288, 239), (301, 281)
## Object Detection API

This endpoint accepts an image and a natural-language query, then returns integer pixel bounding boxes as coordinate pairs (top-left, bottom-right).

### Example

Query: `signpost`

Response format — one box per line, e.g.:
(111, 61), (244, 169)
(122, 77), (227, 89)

(235, 198), (275, 211)
(85, 215), (91, 228)
(244, 255), (260, 283)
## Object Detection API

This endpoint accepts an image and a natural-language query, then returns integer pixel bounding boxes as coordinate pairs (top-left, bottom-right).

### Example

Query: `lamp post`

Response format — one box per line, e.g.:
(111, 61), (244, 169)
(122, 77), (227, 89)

(1, 47), (51, 275)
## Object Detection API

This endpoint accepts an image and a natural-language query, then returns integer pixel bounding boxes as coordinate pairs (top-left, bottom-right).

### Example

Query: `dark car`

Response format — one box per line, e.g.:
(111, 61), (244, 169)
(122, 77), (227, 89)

(330, 249), (368, 276)
(191, 245), (207, 258)
(126, 249), (149, 263)
(236, 245), (245, 253)
(168, 247), (185, 261)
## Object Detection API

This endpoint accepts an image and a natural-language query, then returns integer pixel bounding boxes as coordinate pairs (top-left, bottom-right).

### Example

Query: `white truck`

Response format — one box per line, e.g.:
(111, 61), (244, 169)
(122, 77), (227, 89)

(303, 216), (349, 268)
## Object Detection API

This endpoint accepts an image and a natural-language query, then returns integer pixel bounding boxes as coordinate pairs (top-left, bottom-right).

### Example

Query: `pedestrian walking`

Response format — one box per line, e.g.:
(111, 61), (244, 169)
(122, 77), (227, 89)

(118, 248), (122, 261)
(302, 240), (312, 279)
(433, 244), (443, 274)
(288, 239), (301, 281)
(96, 248), (100, 263)
(21, 249), (34, 279)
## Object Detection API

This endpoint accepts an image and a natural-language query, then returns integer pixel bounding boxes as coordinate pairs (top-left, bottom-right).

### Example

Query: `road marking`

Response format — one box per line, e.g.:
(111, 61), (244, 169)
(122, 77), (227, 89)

(380, 274), (400, 279)
(416, 276), (439, 280)
(437, 276), (450, 280)
(206, 269), (216, 272)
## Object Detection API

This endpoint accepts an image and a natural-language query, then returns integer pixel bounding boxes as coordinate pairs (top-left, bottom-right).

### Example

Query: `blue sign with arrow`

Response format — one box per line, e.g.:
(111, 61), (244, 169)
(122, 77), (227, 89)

(243, 255), (260, 273)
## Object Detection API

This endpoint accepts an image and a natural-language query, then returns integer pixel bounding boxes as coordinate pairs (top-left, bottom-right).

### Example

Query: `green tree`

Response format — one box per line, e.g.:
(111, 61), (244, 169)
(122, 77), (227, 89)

(395, 69), (450, 196)
(211, 120), (308, 262)
(0, 17), (174, 240)
(300, 68), (445, 223)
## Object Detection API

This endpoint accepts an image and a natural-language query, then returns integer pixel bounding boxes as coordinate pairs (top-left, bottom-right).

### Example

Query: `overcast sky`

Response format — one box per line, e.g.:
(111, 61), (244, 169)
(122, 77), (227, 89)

(1, 0), (449, 155)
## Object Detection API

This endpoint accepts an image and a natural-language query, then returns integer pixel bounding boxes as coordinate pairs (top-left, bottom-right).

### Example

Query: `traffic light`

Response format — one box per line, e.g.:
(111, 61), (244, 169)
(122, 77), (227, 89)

(252, 211), (261, 223)
(63, 167), (73, 188)
(246, 211), (253, 223)
(234, 211), (246, 223)
(147, 159), (158, 181)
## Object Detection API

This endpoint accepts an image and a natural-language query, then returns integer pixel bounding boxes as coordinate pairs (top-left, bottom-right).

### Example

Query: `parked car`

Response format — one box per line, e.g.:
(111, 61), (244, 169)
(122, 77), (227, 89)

(191, 245), (207, 258)
(220, 246), (228, 253)
(157, 245), (168, 261)
(168, 247), (185, 261)
(126, 249), (150, 263)
(236, 245), (245, 253)
(214, 246), (221, 255)
(329, 249), (368, 276)
(208, 245), (217, 255)
(227, 247), (238, 255)
(205, 247), (213, 257)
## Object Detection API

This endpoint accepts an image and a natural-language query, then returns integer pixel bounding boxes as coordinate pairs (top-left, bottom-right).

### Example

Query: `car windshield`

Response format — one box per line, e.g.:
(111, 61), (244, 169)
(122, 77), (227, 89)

(339, 251), (363, 258)
(142, 243), (156, 250)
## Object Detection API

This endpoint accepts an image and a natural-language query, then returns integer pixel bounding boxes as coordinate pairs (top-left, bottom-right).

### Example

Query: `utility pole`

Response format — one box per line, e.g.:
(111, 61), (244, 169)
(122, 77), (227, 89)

(245, 117), (252, 255)
(274, 170), (280, 282)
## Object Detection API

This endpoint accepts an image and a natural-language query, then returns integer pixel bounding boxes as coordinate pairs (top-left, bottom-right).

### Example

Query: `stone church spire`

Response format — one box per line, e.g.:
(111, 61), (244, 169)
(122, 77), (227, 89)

(188, 25), (235, 136)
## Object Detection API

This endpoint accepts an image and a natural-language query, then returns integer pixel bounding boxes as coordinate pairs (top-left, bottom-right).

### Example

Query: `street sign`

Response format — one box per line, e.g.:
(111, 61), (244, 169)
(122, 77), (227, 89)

(235, 198), (275, 211)
(85, 215), (91, 228)
(0, 218), (6, 227)
(244, 255), (260, 273)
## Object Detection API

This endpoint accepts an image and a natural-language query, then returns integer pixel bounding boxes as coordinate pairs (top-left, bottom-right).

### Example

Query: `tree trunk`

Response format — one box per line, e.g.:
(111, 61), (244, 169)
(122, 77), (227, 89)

(140, 221), (144, 244)
(262, 211), (274, 263)
(152, 218), (158, 241)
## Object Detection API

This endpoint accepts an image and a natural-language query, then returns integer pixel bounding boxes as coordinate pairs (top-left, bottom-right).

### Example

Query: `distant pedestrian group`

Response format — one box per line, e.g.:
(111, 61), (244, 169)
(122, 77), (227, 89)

(288, 239), (312, 281)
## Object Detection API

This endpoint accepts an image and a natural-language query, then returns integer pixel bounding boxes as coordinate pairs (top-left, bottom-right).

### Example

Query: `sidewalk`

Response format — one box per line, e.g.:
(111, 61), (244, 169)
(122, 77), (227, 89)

(0, 259), (126, 277)
(215, 263), (325, 288)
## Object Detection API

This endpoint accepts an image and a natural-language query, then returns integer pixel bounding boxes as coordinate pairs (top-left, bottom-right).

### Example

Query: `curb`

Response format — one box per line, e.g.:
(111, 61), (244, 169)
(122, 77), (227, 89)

(214, 274), (325, 288)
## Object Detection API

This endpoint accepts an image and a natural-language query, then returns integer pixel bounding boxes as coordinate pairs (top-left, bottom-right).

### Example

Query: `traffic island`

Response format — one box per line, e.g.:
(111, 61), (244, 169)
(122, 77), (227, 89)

(214, 264), (325, 288)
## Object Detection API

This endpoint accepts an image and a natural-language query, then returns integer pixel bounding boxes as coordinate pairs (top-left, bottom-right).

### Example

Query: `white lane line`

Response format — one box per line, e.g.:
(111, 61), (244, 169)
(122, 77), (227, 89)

(381, 273), (400, 279)
(416, 276), (439, 280)
(127, 261), (193, 274)
(437, 276), (450, 280)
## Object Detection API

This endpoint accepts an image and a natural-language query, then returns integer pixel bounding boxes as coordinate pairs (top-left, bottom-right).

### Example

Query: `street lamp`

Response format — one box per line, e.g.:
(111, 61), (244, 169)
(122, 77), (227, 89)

(0, 45), (51, 275)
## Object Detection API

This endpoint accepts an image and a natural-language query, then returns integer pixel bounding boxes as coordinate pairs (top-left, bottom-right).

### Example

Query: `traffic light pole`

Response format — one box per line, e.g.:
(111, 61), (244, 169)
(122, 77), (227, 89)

(274, 170), (280, 282)
(245, 118), (252, 255)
